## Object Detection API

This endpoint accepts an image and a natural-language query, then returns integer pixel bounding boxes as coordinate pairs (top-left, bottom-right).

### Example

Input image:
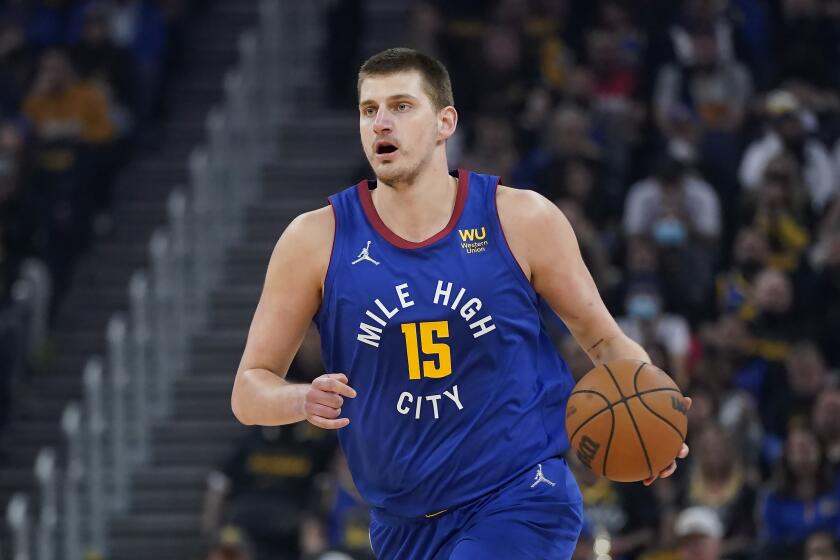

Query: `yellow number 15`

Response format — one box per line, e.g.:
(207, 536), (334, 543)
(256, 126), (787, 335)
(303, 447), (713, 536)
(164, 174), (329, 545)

(400, 321), (452, 380)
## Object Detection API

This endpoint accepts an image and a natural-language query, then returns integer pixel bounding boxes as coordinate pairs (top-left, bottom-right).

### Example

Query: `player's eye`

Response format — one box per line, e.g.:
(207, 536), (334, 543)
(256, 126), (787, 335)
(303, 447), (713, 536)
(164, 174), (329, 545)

(362, 106), (376, 117)
(396, 103), (410, 112)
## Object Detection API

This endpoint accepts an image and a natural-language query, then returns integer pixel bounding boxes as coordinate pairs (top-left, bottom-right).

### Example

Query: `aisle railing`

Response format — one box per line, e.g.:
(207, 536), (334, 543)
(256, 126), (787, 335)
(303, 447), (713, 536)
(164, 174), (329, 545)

(1, 2), (313, 557)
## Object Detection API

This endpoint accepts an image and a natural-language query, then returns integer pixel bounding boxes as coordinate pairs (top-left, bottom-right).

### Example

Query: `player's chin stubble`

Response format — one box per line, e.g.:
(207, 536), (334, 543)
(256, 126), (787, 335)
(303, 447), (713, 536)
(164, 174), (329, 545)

(373, 157), (419, 187)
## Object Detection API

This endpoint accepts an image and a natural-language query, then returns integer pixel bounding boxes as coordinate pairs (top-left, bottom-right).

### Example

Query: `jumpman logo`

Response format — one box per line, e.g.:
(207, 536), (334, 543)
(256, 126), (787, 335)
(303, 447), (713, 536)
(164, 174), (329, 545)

(352, 240), (380, 266)
(530, 464), (556, 488)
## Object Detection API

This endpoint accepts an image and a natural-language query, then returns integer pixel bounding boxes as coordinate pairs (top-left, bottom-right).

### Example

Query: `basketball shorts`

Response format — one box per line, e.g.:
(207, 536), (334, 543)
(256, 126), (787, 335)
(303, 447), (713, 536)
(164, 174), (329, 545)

(369, 456), (584, 560)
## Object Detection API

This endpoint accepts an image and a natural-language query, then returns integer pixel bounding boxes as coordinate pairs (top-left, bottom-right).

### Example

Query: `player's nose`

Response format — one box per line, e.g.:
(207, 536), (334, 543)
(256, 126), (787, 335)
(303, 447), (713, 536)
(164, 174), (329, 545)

(372, 108), (393, 134)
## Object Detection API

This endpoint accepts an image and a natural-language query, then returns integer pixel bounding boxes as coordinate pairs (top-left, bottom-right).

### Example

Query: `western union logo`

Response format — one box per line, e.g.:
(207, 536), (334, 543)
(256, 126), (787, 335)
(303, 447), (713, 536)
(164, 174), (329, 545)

(458, 227), (486, 241)
(458, 227), (488, 253)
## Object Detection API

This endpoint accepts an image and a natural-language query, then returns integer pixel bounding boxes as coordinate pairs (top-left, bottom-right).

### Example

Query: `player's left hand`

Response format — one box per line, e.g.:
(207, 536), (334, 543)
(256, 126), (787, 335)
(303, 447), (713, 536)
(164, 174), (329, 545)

(642, 396), (691, 486)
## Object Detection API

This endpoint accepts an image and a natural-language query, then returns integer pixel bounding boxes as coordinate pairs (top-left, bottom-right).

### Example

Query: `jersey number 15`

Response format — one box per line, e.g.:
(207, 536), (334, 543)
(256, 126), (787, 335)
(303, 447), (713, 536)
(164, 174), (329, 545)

(400, 321), (452, 380)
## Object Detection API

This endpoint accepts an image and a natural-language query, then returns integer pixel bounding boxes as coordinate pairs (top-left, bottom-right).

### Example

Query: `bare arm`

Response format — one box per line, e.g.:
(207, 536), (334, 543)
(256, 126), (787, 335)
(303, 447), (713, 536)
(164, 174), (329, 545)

(231, 206), (356, 427)
(496, 186), (650, 366)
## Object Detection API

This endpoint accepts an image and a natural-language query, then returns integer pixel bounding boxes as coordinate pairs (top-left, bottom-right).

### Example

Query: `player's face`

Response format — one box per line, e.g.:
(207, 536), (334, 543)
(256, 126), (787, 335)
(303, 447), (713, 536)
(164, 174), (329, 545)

(358, 70), (451, 185)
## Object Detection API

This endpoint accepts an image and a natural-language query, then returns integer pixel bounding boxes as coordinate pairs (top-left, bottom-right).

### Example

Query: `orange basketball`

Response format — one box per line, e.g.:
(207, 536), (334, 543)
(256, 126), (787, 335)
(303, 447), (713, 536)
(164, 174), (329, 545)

(565, 359), (687, 482)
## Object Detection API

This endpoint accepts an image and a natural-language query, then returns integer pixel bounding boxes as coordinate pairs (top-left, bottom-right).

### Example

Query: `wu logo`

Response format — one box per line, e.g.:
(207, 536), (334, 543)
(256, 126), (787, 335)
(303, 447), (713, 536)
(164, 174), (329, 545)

(458, 227), (486, 242)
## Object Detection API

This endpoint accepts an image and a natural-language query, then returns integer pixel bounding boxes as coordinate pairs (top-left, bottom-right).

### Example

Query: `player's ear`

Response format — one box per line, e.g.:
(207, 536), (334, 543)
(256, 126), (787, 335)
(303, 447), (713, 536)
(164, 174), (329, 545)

(437, 106), (458, 141)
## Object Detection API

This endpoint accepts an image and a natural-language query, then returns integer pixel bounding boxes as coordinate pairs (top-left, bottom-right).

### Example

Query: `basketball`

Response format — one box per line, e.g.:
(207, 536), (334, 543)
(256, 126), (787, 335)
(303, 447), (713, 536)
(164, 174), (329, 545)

(565, 359), (687, 482)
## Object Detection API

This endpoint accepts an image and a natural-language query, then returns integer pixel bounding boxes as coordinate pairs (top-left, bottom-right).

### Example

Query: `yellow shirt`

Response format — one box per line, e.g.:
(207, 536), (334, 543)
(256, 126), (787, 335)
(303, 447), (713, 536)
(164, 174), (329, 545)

(23, 82), (115, 144)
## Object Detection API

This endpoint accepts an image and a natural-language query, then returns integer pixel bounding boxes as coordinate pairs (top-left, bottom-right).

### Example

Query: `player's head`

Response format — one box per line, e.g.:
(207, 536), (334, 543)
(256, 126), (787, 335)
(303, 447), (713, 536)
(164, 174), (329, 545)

(357, 48), (457, 185)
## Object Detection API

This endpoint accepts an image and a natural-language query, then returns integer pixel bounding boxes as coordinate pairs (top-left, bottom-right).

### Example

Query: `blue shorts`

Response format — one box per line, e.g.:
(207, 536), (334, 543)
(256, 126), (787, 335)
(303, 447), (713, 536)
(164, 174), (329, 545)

(369, 456), (584, 560)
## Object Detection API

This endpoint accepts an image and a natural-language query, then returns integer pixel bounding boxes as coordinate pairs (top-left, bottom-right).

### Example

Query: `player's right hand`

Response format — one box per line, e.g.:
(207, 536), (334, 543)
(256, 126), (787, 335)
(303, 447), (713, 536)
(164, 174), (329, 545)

(303, 373), (357, 429)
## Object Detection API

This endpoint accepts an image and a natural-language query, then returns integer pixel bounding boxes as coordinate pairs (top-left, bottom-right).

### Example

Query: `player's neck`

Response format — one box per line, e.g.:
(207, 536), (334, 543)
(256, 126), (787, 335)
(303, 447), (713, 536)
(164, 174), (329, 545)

(372, 161), (458, 243)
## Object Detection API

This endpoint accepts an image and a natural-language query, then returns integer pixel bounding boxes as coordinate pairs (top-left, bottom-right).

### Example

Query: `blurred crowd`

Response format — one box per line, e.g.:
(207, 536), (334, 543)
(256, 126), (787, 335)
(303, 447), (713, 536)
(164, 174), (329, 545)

(207, 0), (840, 560)
(436, 0), (840, 559)
(0, 0), (200, 432)
(0, 0), (196, 311)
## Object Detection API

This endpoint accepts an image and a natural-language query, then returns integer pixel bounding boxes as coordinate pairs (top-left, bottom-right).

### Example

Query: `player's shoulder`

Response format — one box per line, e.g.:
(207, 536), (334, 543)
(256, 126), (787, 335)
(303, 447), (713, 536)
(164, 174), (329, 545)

(272, 205), (335, 268)
(285, 205), (335, 240)
(495, 185), (559, 230)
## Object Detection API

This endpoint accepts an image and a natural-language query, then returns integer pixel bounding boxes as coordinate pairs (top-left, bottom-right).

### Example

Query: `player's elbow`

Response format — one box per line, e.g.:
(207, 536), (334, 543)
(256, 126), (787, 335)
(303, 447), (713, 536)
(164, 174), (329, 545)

(230, 373), (255, 425)
(230, 395), (252, 426)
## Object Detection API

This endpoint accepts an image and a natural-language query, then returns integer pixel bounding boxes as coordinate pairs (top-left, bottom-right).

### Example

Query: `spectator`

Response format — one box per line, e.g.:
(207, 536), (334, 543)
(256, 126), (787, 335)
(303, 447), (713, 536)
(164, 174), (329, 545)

(585, 27), (638, 108)
(514, 104), (603, 202)
(682, 386), (720, 458)
(654, 23), (752, 193)
(21, 48), (117, 163)
(622, 151), (721, 319)
(714, 227), (770, 318)
(744, 154), (810, 272)
(654, 27), (752, 135)
(595, 1), (644, 68)
(742, 268), (802, 435)
(694, 313), (753, 398)
(812, 389), (840, 470)
(806, 531), (840, 560)
(621, 237), (659, 290)
(69, 4), (134, 134)
(781, 342), (833, 430)
(202, 424), (337, 560)
(759, 426), (840, 557)
(676, 423), (757, 559)
(68, 0), (168, 123)
(739, 90), (836, 213)
(745, 268), (798, 360)
(20, 48), (117, 304)
(622, 153), (721, 244)
(717, 390), (765, 474)
(673, 506), (724, 560)
(617, 280), (691, 388)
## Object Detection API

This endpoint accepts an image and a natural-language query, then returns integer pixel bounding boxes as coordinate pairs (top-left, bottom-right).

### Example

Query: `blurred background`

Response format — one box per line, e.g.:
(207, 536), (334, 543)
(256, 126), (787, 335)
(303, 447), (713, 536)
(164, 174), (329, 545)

(0, 0), (839, 559)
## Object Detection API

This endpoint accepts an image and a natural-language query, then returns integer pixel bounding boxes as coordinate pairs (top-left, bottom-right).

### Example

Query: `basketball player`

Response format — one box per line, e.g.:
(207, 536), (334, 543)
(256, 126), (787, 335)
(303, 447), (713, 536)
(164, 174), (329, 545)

(231, 48), (690, 559)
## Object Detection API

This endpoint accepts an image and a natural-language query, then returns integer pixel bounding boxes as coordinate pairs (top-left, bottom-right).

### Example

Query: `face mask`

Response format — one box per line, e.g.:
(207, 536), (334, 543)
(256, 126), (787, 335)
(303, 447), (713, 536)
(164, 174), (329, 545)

(627, 294), (660, 320)
(653, 219), (687, 246)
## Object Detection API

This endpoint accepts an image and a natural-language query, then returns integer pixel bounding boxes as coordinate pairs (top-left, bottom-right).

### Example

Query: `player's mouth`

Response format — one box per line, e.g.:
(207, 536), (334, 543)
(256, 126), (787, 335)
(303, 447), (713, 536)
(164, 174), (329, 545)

(374, 140), (400, 160)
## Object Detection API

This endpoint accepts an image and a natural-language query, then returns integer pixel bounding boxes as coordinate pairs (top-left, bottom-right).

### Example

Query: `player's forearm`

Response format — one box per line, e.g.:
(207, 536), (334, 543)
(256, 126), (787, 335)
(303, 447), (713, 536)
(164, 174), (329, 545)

(584, 333), (651, 367)
(230, 368), (308, 426)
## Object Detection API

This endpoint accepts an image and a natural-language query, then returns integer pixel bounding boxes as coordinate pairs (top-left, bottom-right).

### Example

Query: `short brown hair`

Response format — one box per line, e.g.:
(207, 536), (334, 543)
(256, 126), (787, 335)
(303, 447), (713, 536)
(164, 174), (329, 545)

(357, 48), (454, 111)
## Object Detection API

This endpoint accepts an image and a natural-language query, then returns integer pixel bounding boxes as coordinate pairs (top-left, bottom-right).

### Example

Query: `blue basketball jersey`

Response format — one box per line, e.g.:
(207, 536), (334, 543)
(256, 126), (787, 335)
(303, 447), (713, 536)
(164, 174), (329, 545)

(315, 169), (576, 518)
